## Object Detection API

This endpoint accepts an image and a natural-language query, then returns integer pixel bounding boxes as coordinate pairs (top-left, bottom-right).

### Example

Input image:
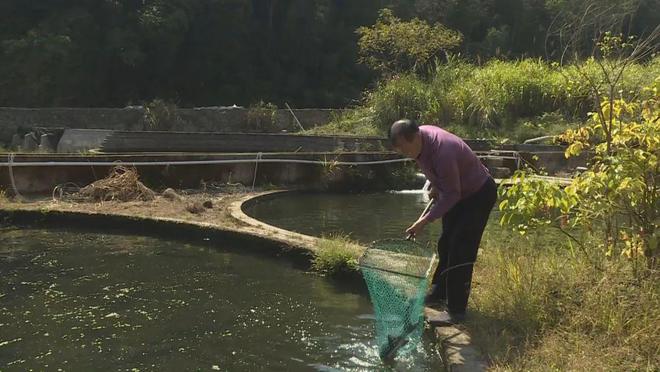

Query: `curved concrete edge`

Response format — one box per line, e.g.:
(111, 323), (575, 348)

(229, 190), (321, 254)
(0, 202), (316, 263)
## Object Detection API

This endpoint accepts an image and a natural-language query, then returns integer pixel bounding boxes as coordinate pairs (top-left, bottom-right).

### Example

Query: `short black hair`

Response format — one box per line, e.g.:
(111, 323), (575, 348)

(388, 119), (419, 145)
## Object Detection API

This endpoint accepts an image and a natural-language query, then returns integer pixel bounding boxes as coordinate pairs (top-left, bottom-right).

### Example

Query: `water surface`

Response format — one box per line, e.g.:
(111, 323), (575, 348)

(0, 227), (442, 371)
(246, 192), (444, 245)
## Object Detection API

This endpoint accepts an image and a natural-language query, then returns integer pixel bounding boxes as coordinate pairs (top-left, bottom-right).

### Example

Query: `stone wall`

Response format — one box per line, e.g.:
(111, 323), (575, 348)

(0, 107), (344, 146)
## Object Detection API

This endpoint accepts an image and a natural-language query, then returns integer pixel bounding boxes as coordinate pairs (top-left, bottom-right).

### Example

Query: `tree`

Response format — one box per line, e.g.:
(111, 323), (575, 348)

(356, 9), (463, 76)
(499, 31), (660, 272)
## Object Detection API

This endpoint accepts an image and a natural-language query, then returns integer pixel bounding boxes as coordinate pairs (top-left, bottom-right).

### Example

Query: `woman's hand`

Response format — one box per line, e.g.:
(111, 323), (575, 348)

(428, 186), (439, 200)
(406, 218), (428, 238)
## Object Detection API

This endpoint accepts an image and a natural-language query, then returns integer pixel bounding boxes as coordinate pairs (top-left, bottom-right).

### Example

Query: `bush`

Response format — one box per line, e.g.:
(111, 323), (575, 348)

(356, 9), (462, 75)
(142, 98), (182, 131)
(457, 59), (559, 128)
(246, 101), (278, 131)
(500, 80), (659, 267)
(367, 73), (431, 132)
(312, 235), (363, 275)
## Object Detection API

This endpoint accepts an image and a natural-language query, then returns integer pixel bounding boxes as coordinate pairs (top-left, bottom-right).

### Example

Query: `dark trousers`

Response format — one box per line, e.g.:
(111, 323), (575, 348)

(432, 177), (497, 314)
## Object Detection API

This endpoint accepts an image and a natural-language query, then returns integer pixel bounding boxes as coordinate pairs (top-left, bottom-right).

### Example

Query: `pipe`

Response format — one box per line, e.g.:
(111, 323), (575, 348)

(0, 157), (412, 167)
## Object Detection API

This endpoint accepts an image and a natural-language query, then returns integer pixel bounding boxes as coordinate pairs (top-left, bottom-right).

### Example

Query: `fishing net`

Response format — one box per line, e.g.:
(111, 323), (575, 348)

(359, 238), (436, 360)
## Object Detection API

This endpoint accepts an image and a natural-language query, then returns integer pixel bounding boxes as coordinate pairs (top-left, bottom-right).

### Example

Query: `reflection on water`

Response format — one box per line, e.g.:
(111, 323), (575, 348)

(0, 227), (442, 371)
(245, 193), (569, 257)
(246, 193), (446, 245)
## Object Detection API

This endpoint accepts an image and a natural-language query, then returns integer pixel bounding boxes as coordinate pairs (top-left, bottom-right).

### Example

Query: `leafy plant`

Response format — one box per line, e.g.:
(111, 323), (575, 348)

(356, 9), (462, 75)
(500, 78), (659, 271)
(246, 101), (278, 131)
(143, 98), (182, 131)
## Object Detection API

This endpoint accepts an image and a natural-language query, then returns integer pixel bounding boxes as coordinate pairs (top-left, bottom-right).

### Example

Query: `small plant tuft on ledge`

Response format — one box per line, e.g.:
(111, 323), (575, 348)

(313, 234), (363, 275)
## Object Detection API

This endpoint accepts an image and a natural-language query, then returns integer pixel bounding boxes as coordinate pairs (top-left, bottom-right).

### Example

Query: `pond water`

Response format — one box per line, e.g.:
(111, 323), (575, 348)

(0, 227), (442, 371)
(246, 192), (447, 246)
(244, 192), (566, 253)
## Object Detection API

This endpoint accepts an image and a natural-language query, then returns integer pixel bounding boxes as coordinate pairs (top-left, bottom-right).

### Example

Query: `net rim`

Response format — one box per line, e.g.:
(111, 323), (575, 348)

(358, 246), (438, 280)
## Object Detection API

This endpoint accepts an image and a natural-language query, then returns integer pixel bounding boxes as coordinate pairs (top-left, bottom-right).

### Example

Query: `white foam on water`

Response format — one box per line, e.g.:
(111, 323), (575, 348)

(387, 189), (425, 194)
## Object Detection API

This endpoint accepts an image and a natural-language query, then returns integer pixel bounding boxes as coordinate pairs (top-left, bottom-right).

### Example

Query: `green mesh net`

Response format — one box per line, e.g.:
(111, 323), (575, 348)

(359, 239), (436, 360)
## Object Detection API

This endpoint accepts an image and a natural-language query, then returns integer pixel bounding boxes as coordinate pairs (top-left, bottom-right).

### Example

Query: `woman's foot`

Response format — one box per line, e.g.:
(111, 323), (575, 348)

(426, 310), (466, 326)
(424, 294), (446, 309)
(424, 285), (446, 309)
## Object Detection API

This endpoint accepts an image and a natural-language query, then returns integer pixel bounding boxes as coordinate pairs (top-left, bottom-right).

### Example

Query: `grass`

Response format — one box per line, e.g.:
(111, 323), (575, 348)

(467, 222), (660, 371)
(443, 111), (578, 144)
(307, 56), (660, 142)
(312, 234), (363, 275)
(0, 189), (7, 203)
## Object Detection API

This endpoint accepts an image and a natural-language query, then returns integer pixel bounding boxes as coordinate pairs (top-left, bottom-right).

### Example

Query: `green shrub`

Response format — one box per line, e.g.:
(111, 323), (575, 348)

(143, 98), (181, 131)
(356, 9), (462, 75)
(312, 235), (363, 275)
(367, 73), (431, 132)
(458, 59), (559, 128)
(246, 101), (278, 131)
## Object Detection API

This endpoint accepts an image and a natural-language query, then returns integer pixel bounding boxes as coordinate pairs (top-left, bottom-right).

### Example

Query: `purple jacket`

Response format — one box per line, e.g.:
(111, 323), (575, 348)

(416, 125), (491, 223)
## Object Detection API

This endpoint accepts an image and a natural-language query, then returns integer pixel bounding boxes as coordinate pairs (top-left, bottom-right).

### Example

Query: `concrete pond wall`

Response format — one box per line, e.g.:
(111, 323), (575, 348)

(0, 152), (418, 194)
(0, 107), (344, 147)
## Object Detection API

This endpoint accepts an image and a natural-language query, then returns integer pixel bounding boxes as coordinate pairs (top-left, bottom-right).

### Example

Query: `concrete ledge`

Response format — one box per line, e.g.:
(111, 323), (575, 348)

(229, 191), (320, 253)
(425, 308), (487, 372)
(0, 193), (317, 265)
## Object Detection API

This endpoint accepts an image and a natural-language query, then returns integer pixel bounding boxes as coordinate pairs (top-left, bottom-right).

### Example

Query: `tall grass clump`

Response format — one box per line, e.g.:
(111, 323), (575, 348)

(452, 59), (560, 128)
(558, 56), (660, 118)
(469, 223), (660, 371)
(304, 108), (380, 136)
(313, 235), (363, 275)
(367, 73), (431, 131)
(313, 56), (659, 142)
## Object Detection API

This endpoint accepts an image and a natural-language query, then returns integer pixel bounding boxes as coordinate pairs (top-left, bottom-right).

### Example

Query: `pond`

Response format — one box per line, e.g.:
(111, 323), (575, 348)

(0, 227), (443, 371)
(245, 192), (447, 245)
(245, 192), (567, 253)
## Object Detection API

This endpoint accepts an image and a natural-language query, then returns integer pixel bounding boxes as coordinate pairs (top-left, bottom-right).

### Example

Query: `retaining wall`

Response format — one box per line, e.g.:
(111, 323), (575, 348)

(0, 152), (415, 194)
(0, 107), (344, 146)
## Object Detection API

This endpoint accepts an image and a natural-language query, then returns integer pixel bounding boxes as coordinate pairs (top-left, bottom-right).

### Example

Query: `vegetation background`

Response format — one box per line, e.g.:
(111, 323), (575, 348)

(1, 0), (658, 108)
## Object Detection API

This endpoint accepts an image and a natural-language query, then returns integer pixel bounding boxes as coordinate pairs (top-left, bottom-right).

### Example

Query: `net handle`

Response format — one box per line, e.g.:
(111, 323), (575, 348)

(425, 253), (437, 278)
(406, 199), (435, 241)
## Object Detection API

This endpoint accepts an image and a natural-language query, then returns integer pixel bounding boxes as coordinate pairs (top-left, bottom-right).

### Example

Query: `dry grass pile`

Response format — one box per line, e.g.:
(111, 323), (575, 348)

(77, 166), (155, 202)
